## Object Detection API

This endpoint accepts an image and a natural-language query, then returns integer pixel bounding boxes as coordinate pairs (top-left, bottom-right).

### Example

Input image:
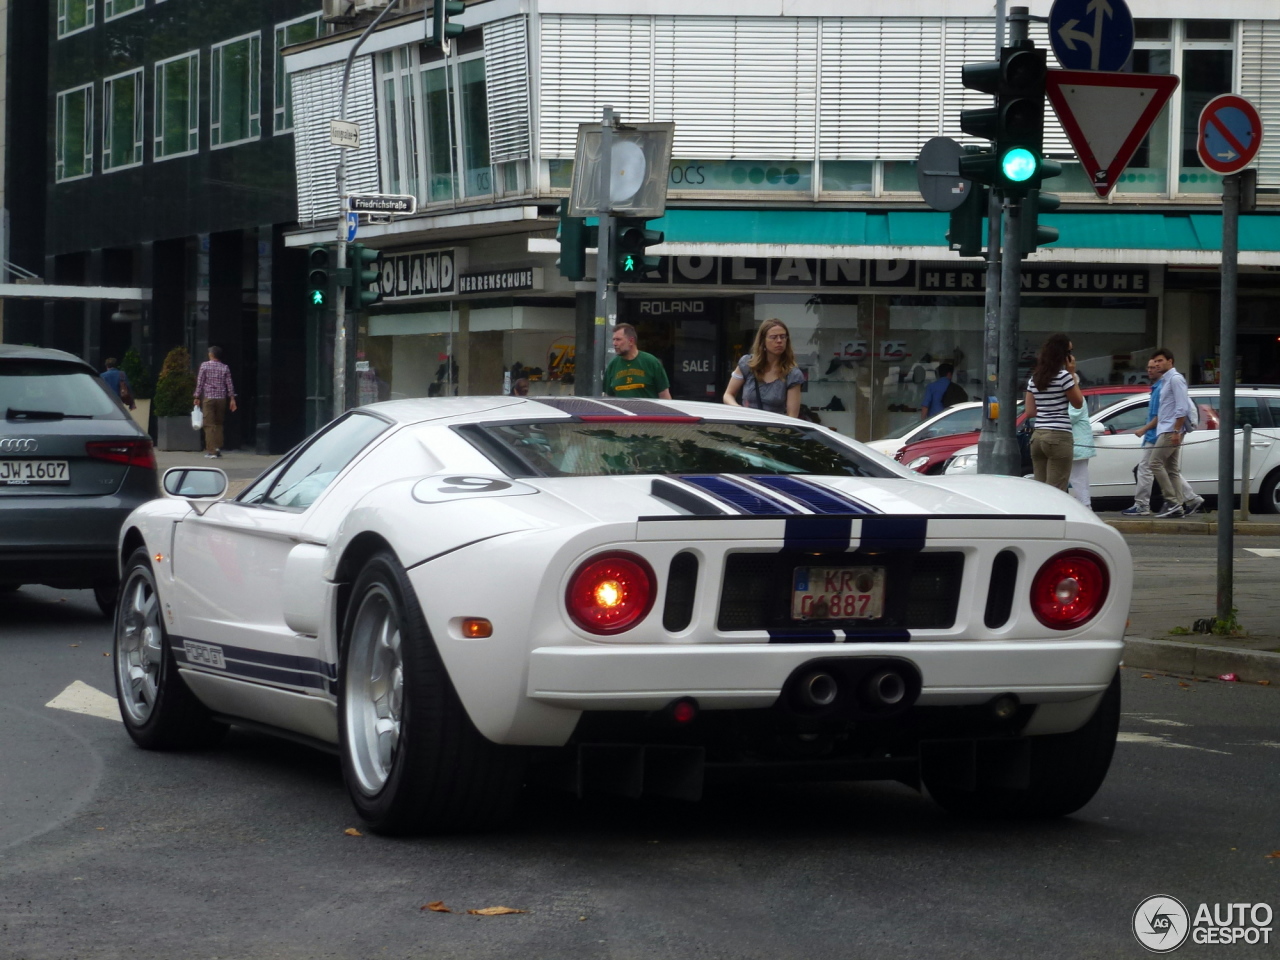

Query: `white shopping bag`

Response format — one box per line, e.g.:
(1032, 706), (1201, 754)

(191, 406), (204, 430)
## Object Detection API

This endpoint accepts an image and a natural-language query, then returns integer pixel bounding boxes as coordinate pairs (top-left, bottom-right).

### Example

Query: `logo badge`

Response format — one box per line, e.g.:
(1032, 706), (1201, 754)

(1133, 895), (1190, 953)
(0, 438), (38, 453)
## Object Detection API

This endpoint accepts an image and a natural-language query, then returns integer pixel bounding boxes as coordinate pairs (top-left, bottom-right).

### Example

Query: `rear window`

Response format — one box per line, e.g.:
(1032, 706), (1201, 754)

(472, 420), (897, 479)
(1, 360), (123, 420)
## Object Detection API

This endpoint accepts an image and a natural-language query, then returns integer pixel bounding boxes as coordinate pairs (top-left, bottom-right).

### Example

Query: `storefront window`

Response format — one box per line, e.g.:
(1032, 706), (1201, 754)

(820, 161), (873, 194)
(667, 160), (812, 194)
(458, 57), (491, 197)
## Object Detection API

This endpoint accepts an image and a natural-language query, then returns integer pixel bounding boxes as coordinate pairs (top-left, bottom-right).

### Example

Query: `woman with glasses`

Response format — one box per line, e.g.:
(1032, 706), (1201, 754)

(723, 318), (804, 418)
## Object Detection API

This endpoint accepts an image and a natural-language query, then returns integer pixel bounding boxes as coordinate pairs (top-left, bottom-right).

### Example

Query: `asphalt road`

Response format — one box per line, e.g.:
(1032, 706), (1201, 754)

(1, 582), (1278, 960)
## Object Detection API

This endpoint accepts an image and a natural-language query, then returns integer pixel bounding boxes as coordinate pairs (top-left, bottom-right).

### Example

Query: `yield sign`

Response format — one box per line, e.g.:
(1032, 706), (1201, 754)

(1045, 69), (1180, 198)
(1197, 94), (1263, 175)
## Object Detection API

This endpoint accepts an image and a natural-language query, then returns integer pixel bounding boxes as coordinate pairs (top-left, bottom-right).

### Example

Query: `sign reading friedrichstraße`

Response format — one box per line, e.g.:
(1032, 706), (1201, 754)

(347, 194), (418, 215)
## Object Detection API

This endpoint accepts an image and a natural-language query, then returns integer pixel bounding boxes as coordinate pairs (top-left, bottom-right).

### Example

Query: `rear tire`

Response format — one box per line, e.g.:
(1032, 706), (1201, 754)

(1260, 468), (1280, 515)
(925, 669), (1120, 818)
(339, 551), (525, 835)
(113, 548), (227, 750)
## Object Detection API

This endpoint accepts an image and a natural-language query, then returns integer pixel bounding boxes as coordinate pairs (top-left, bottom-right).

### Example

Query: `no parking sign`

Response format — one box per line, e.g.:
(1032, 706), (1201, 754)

(1197, 95), (1263, 176)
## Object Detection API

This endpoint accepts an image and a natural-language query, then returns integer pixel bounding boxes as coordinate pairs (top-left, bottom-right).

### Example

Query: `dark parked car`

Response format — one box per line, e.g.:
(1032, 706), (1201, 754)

(0, 344), (157, 614)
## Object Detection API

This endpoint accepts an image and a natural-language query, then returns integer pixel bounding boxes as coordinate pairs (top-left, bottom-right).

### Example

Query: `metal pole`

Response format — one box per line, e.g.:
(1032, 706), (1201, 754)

(975, 0), (1006, 475)
(1241, 422), (1252, 522)
(1216, 172), (1240, 622)
(996, 196), (1023, 476)
(333, 0), (404, 418)
(592, 106), (617, 398)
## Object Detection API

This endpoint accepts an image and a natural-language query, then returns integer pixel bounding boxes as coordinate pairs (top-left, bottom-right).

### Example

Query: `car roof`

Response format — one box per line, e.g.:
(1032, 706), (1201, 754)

(0, 343), (94, 368)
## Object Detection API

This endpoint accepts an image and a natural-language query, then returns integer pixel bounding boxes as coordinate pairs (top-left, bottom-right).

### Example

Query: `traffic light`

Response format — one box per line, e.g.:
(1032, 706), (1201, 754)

(307, 244), (332, 309)
(958, 44), (1059, 195)
(947, 184), (989, 258)
(346, 244), (382, 309)
(614, 217), (663, 281)
(556, 198), (598, 281)
(428, 0), (465, 49)
(1021, 188), (1061, 253)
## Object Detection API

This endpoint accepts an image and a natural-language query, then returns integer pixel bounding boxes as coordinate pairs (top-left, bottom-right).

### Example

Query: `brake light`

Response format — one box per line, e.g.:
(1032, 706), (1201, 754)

(566, 552), (655, 634)
(85, 439), (156, 470)
(1030, 550), (1109, 630)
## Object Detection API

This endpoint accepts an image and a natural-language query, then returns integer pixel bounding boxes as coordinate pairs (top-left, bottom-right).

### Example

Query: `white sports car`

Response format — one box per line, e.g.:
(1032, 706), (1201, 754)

(114, 396), (1130, 834)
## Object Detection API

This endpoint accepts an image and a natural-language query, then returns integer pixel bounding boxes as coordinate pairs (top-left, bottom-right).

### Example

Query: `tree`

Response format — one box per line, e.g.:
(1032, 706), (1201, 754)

(153, 346), (196, 417)
(120, 348), (153, 400)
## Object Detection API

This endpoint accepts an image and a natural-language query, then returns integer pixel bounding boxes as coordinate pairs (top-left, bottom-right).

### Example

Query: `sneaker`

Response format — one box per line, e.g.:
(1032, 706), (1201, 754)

(1154, 503), (1185, 519)
(214, 451), (222, 458)
(1120, 504), (1152, 517)
(204, 453), (217, 459)
(1184, 497), (1206, 516)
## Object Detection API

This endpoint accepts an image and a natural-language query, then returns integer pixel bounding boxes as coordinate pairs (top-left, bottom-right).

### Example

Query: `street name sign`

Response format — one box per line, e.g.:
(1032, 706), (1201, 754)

(347, 194), (418, 215)
(330, 119), (360, 149)
(1045, 69), (1180, 198)
(1197, 95), (1263, 175)
(916, 137), (971, 212)
(1049, 0), (1134, 72)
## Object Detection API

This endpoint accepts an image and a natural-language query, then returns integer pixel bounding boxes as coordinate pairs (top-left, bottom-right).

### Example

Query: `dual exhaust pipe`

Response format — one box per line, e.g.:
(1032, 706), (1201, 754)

(788, 659), (919, 718)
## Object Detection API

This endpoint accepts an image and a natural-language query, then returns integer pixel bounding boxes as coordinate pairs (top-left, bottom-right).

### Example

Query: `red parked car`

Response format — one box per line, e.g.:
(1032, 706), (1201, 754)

(894, 385), (1151, 474)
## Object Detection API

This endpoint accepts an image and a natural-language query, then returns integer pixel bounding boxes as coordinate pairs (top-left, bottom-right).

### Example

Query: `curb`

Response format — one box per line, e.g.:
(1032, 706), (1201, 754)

(1123, 636), (1280, 683)
(1105, 518), (1280, 536)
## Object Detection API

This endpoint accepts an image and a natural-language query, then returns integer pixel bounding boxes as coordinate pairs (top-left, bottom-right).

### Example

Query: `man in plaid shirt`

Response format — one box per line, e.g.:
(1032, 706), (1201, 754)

(193, 346), (237, 458)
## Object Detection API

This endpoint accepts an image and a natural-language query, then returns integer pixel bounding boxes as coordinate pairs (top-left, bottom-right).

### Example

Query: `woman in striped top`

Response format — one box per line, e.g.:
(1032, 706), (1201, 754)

(1023, 333), (1084, 492)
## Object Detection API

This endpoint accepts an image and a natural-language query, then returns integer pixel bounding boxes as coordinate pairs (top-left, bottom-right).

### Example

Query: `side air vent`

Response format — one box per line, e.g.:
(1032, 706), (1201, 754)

(984, 550), (1020, 629)
(663, 552), (699, 632)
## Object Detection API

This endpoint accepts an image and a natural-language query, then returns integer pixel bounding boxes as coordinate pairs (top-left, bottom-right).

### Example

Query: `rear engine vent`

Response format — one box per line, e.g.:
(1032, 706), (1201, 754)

(984, 550), (1019, 629)
(663, 552), (699, 632)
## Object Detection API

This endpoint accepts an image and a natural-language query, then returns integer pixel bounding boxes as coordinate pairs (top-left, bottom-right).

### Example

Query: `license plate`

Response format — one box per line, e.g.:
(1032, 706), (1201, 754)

(1, 460), (69, 485)
(791, 566), (885, 621)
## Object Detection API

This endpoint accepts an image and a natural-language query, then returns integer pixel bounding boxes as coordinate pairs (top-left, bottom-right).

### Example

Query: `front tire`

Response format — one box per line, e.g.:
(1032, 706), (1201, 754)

(339, 551), (525, 835)
(113, 548), (227, 750)
(925, 669), (1121, 818)
(1260, 468), (1280, 515)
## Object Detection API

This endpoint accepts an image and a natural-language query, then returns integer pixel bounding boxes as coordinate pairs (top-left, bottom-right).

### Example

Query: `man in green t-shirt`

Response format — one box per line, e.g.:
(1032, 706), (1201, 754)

(603, 323), (672, 399)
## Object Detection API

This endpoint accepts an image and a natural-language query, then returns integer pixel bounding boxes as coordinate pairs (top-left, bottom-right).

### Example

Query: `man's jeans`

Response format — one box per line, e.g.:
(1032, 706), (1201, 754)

(1134, 437), (1196, 509)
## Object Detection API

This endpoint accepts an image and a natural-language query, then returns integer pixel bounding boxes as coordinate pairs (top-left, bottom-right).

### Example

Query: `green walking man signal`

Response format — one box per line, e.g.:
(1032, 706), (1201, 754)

(307, 244), (332, 309)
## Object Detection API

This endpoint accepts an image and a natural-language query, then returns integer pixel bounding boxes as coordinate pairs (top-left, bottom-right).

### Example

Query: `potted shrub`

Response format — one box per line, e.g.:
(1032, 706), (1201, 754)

(120, 348), (153, 434)
(153, 346), (201, 451)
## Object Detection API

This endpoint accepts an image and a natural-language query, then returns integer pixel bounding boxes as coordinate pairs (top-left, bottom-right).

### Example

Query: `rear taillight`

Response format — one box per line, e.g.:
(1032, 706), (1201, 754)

(1030, 550), (1109, 630)
(566, 553), (656, 634)
(85, 439), (156, 471)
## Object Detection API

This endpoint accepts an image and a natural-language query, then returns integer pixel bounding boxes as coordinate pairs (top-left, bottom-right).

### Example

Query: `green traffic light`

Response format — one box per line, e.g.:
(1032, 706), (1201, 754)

(1002, 147), (1037, 183)
(311, 290), (325, 306)
(622, 254), (637, 272)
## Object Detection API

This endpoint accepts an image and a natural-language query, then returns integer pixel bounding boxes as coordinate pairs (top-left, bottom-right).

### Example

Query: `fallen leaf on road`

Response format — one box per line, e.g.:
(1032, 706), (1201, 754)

(69, 644), (79, 648)
(343, 827), (363, 837)
(1266, 851), (1280, 859)
(422, 901), (451, 913)
(103, 652), (111, 657)
(1178, 682), (1191, 688)
(1259, 680), (1272, 686)
(1141, 674), (1154, 679)
(467, 906), (527, 916)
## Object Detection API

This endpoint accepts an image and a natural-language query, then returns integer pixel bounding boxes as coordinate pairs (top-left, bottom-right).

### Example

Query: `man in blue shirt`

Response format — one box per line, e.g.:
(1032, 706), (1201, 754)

(1121, 350), (1203, 517)
(99, 357), (134, 410)
(919, 362), (956, 419)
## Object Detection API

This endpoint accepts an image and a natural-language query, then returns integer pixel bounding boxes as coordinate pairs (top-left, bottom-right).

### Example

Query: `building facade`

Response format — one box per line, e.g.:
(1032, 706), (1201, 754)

(284, 0), (1280, 441)
(6, 0), (332, 453)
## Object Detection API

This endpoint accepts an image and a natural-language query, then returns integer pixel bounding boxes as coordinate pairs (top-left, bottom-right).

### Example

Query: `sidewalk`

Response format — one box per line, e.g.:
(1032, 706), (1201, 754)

(1099, 509), (1280, 537)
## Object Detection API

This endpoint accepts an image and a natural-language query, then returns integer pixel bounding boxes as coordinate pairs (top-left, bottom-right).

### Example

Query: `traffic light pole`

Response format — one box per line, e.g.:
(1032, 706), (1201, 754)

(591, 106), (618, 399)
(996, 196), (1024, 476)
(976, 0), (1006, 476)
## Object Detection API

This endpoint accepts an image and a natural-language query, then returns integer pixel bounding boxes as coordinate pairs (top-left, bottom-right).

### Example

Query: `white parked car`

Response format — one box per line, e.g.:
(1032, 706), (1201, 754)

(944, 386), (1280, 512)
(862, 401), (984, 460)
(114, 396), (1131, 834)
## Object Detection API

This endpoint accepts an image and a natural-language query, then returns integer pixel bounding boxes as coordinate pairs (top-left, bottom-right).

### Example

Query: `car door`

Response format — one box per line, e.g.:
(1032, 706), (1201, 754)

(168, 413), (391, 690)
(1179, 394), (1267, 493)
(1088, 399), (1153, 495)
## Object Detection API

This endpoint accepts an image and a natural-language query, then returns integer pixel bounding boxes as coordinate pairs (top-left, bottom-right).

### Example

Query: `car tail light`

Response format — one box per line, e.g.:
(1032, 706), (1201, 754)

(1030, 550), (1109, 630)
(85, 439), (157, 470)
(566, 552), (656, 634)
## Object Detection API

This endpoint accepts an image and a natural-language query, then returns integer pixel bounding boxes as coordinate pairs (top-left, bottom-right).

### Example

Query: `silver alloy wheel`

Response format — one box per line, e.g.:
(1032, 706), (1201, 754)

(117, 567), (164, 725)
(344, 586), (405, 796)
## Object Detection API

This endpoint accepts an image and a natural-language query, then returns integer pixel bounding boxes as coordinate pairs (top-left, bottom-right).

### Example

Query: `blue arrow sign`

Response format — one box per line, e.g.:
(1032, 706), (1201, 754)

(1049, 0), (1134, 72)
(345, 212), (359, 243)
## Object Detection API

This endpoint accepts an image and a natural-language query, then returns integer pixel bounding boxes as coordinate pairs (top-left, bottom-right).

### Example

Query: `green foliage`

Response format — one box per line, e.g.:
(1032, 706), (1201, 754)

(120, 348), (153, 400)
(1211, 608), (1244, 637)
(153, 346), (196, 417)
(1168, 625), (1191, 636)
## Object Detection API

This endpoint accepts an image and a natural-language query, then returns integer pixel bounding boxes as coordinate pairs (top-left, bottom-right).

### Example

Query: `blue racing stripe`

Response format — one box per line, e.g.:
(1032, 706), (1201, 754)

(171, 636), (337, 693)
(680, 475), (798, 515)
(859, 516), (928, 552)
(783, 515), (854, 552)
(767, 629), (838, 644)
(752, 475), (878, 515)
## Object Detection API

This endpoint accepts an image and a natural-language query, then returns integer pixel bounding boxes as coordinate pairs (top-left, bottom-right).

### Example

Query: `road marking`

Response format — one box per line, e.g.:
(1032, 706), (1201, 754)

(1244, 548), (1280, 558)
(1116, 731), (1230, 754)
(45, 681), (121, 723)
(1139, 717), (1189, 727)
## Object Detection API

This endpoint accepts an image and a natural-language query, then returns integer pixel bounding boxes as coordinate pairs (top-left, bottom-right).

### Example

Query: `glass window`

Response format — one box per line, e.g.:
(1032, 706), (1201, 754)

(916, 405), (983, 441)
(1178, 40), (1232, 195)
(458, 58), (491, 197)
(476, 421), (896, 479)
(398, 49), (422, 198)
(155, 51), (200, 159)
(422, 64), (454, 202)
(1185, 20), (1232, 41)
(1134, 19), (1171, 40)
(380, 52), (403, 193)
(104, 0), (142, 21)
(821, 160), (873, 193)
(260, 413), (389, 510)
(55, 84), (94, 182)
(104, 68), (144, 172)
(882, 160), (919, 193)
(211, 32), (262, 148)
(275, 14), (321, 133)
(0, 360), (124, 420)
(1100, 402), (1153, 433)
(57, 0), (95, 37)
(1194, 396), (1264, 430)
(1115, 49), (1171, 195)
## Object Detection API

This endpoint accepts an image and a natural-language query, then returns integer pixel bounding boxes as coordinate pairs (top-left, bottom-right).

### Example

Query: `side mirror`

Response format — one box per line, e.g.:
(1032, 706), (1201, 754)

(162, 466), (228, 504)
(1091, 422), (1107, 436)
